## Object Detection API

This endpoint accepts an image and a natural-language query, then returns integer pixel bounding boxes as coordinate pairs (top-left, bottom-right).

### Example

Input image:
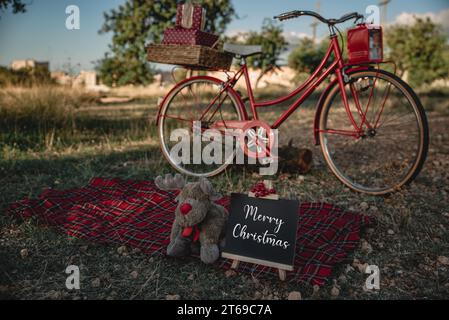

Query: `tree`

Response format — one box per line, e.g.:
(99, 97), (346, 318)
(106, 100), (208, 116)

(97, 0), (235, 86)
(386, 17), (449, 87)
(0, 0), (26, 15)
(230, 19), (288, 87)
(288, 38), (329, 74)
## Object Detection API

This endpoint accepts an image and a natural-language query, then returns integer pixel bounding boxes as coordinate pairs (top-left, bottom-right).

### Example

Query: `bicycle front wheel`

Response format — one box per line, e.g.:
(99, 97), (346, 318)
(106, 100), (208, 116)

(158, 76), (245, 177)
(319, 69), (429, 195)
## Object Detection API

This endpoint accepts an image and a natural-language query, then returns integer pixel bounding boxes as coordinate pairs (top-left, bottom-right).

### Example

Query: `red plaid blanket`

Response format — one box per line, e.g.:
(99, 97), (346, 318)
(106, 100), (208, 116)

(8, 178), (372, 286)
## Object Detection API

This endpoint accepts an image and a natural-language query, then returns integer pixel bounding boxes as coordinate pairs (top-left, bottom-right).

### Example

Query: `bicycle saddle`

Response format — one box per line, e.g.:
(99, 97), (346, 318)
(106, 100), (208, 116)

(223, 43), (263, 58)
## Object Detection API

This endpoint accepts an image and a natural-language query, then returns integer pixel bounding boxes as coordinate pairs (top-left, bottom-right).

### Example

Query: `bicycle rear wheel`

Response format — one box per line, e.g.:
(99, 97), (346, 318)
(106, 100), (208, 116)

(158, 76), (245, 177)
(319, 69), (429, 195)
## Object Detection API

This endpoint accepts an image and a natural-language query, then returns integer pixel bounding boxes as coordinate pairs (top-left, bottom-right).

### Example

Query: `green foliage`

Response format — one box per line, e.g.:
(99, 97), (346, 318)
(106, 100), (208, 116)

(288, 38), (329, 74)
(226, 19), (288, 86)
(386, 17), (449, 87)
(200, 0), (236, 34)
(245, 19), (288, 73)
(0, 0), (26, 15)
(97, 0), (235, 87)
(0, 66), (53, 87)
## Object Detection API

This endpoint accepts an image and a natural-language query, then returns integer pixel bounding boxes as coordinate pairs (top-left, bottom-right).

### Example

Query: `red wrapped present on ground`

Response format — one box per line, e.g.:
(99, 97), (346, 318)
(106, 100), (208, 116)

(175, 1), (206, 31)
(162, 27), (219, 47)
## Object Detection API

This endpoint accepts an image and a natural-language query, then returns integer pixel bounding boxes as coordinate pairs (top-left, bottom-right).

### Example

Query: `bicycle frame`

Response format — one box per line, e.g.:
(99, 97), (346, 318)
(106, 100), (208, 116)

(209, 35), (369, 139)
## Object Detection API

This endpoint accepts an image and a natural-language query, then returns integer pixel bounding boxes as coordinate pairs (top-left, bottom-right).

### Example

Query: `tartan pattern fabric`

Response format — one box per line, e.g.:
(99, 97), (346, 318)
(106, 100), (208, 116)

(7, 178), (372, 286)
(162, 28), (219, 47)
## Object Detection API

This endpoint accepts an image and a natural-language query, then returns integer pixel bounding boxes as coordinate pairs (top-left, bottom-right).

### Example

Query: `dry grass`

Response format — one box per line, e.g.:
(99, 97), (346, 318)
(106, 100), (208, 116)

(0, 86), (98, 132)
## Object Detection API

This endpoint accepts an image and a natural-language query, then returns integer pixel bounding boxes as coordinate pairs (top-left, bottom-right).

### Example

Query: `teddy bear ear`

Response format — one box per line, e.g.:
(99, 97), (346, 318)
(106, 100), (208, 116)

(199, 178), (222, 201)
(155, 173), (186, 190)
(199, 178), (212, 194)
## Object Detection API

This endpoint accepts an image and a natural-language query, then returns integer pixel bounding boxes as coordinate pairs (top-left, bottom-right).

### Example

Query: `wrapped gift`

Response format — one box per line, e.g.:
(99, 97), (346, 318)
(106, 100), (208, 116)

(163, 27), (219, 47)
(175, 1), (206, 31)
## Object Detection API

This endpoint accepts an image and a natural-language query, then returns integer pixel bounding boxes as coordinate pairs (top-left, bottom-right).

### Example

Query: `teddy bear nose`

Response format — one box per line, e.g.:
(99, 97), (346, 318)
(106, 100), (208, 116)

(180, 203), (193, 215)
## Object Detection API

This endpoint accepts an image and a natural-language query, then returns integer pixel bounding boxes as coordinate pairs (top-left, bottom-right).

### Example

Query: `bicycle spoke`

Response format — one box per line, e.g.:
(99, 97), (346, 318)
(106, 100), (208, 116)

(159, 78), (243, 177)
(320, 71), (427, 194)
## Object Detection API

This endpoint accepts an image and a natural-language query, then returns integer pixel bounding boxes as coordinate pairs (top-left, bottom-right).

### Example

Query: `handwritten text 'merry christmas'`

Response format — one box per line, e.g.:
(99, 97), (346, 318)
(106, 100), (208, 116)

(232, 204), (290, 249)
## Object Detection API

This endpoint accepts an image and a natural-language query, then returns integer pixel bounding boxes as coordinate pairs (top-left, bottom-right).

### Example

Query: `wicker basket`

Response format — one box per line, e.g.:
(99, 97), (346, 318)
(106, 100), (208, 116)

(147, 44), (233, 71)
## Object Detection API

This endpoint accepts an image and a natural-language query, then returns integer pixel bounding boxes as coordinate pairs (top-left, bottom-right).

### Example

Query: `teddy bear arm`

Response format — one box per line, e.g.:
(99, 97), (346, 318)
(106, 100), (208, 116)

(199, 209), (227, 245)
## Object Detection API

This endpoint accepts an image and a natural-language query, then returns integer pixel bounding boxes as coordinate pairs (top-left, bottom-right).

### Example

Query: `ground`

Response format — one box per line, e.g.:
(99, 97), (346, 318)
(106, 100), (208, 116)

(0, 86), (448, 300)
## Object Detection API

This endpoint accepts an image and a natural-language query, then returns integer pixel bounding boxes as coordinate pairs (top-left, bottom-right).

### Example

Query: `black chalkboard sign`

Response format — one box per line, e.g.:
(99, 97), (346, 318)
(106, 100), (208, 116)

(222, 193), (299, 271)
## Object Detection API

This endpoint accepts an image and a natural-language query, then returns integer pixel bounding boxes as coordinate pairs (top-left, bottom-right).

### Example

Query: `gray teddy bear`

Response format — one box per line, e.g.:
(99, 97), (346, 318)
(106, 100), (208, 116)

(155, 174), (228, 264)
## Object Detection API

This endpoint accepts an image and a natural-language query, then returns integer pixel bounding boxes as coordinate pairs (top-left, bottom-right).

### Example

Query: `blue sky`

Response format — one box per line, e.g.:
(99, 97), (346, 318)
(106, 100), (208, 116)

(0, 0), (448, 71)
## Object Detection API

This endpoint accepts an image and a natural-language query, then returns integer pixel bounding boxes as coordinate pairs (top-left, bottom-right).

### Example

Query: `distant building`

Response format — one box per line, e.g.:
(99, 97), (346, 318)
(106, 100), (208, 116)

(73, 70), (98, 88)
(11, 60), (50, 71)
(72, 70), (109, 92)
(50, 71), (73, 86)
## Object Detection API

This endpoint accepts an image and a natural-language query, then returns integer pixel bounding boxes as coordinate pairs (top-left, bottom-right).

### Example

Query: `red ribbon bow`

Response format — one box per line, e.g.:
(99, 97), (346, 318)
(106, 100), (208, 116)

(182, 225), (201, 243)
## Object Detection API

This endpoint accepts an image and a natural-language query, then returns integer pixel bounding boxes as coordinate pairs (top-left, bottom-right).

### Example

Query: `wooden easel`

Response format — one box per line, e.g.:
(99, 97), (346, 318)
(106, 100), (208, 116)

(229, 180), (287, 281)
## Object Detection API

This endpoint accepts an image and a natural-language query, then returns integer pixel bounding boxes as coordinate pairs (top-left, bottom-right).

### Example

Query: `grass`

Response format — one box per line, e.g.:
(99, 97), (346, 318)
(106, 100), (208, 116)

(0, 86), (98, 151)
(0, 85), (449, 300)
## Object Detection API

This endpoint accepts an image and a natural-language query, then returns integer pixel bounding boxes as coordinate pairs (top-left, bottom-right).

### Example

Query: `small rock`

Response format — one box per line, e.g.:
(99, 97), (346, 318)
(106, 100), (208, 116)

(46, 290), (62, 300)
(166, 294), (180, 300)
(442, 212), (449, 218)
(361, 240), (373, 254)
(387, 229), (395, 235)
(330, 286), (340, 298)
(358, 263), (369, 273)
(188, 274), (195, 281)
(287, 291), (302, 300)
(117, 246), (127, 255)
(254, 291), (263, 300)
(130, 271), (139, 279)
(312, 285), (320, 297)
(20, 249), (29, 259)
(91, 278), (101, 288)
(438, 256), (449, 265)
(225, 269), (237, 278)
(360, 202), (369, 211)
(338, 274), (347, 284)
(297, 175), (305, 183)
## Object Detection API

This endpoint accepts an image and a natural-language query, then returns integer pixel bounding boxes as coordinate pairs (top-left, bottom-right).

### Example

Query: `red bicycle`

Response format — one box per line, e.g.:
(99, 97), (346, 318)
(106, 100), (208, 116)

(157, 10), (429, 195)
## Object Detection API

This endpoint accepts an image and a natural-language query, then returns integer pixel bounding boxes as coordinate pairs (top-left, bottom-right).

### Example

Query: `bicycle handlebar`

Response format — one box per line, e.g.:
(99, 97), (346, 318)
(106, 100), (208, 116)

(274, 10), (364, 25)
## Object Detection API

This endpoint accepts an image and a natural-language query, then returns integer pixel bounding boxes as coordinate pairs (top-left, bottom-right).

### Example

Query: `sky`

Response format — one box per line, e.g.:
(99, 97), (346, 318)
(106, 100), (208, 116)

(0, 0), (448, 72)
